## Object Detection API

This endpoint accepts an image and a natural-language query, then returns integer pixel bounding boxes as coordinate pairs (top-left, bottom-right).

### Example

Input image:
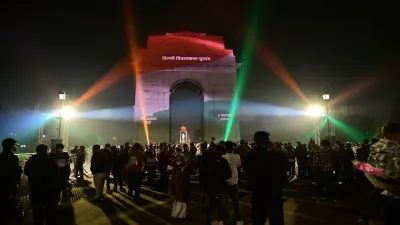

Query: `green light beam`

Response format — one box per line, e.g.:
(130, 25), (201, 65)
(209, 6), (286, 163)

(301, 118), (327, 143)
(224, 0), (264, 141)
(329, 116), (370, 142)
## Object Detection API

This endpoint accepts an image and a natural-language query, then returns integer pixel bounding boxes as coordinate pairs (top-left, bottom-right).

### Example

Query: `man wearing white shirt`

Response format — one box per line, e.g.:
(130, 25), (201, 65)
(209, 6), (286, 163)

(223, 141), (243, 225)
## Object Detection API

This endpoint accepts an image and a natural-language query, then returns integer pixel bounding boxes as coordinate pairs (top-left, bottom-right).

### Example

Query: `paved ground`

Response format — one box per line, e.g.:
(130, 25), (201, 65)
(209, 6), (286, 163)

(21, 172), (385, 225)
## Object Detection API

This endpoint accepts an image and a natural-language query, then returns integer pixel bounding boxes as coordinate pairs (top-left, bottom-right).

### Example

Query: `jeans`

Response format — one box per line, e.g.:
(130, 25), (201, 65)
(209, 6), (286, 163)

(106, 171), (112, 191)
(127, 172), (142, 198)
(159, 169), (169, 191)
(113, 170), (123, 190)
(205, 193), (229, 225)
(228, 185), (242, 221)
(31, 200), (58, 225)
(251, 193), (284, 225)
(75, 163), (84, 180)
(93, 173), (106, 199)
(146, 166), (156, 185)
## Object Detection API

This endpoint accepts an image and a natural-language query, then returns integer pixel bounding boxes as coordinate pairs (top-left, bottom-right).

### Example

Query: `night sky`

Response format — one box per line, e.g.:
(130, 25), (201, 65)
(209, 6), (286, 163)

(2, 0), (399, 119)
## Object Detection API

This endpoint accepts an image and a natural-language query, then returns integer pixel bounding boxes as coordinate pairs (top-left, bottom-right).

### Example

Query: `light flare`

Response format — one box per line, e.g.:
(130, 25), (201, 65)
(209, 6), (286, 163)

(258, 46), (310, 104)
(331, 74), (381, 106)
(74, 60), (130, 106)
(122, 0), (149, 144)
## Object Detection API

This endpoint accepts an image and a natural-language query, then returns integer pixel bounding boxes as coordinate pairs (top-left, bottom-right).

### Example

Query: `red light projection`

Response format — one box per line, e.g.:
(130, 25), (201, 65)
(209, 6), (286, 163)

(137, 31), (234, 73)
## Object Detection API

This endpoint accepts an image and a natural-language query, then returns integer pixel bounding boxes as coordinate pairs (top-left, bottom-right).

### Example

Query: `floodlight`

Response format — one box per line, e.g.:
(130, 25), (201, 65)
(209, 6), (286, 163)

(307, 105), (325, 117)
(61, 107), (76, 119)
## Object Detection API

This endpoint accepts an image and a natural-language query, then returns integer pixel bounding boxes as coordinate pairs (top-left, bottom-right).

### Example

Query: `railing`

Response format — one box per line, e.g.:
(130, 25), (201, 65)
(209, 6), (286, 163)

(16, 151), (92, 206)
(16, 153), (34, 205)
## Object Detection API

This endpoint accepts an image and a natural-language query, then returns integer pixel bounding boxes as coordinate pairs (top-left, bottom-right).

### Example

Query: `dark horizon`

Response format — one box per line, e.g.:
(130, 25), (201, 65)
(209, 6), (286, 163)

(1, 0), (399, 145)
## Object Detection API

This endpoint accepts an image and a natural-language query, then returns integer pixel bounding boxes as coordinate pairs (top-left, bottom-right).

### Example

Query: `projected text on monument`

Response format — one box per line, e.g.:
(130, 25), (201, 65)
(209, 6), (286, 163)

(133, 31), (241, 143)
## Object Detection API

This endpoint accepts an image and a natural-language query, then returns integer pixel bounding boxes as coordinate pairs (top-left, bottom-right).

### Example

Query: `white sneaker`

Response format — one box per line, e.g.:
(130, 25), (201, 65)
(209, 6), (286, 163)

(236, 221), (244, 225)
(211, 221), (220, 225)
(218, 222), (223, 225)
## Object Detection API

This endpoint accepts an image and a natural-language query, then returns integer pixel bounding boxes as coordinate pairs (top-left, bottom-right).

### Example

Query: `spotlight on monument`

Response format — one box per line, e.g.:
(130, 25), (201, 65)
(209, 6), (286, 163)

(306, 105), (325, 117)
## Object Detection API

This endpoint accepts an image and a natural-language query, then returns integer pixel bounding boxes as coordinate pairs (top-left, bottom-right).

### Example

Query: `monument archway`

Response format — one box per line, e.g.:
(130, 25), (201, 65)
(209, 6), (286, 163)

(133, 31), (241, 143)
(169, 80), (204, 142)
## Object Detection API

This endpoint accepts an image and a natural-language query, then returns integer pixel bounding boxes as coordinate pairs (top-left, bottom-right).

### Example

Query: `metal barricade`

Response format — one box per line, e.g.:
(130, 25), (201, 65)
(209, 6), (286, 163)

(16, 153), (34, 205)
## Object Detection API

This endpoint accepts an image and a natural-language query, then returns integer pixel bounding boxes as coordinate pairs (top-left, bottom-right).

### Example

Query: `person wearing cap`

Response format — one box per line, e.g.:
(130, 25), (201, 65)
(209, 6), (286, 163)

(0, 138), (22, 224)
(24, 144), (59, 225)
(367, 122), (400, 225)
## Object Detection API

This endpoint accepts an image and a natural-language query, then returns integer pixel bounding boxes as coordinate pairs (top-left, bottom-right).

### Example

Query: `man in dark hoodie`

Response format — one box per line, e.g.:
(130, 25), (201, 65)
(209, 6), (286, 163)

(200, 144), (231, 225)
(0, 138), (22, 225)
(246, 131), (286, 225)
(24, 144), (59, 225)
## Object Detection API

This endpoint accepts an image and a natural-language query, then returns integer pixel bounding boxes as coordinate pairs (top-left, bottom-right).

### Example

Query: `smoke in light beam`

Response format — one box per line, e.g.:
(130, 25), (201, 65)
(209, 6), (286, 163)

(258, 46), (310, 104)
(74, 60), (130, 106)
(122, 0), (149, 144)
(75, 106), (134, 121)
(238, 102), (307, 117)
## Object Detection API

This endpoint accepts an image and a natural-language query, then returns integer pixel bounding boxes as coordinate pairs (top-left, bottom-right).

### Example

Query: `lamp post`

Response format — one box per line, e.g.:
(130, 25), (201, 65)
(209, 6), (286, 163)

(323, 93), (332, 143)
(58, 90), (66, 139)
(307, 105), (324, 145)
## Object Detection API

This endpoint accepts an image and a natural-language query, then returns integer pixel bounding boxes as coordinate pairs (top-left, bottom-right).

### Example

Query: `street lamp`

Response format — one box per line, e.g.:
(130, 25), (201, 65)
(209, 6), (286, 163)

(58, 90), (66, 139)
(59, 90), (66, 101)
(307, 105), (325, 145)
(323, 93), (333, 143)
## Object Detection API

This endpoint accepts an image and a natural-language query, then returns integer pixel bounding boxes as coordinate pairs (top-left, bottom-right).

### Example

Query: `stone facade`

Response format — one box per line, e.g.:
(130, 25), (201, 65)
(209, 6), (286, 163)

(133, 32), (240, 143)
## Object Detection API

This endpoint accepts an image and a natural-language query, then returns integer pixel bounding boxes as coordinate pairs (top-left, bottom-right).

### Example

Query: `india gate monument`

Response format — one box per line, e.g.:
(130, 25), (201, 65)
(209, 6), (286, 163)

(133, 31), (241, 143)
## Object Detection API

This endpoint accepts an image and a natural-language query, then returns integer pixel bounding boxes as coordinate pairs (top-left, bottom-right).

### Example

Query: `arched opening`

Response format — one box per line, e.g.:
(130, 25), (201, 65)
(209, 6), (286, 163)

(169, 80), (204, 143)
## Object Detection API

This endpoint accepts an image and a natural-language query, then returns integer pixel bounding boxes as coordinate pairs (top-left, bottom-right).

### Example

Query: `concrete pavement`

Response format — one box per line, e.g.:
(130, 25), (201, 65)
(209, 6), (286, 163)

(22, 174), (384, 225)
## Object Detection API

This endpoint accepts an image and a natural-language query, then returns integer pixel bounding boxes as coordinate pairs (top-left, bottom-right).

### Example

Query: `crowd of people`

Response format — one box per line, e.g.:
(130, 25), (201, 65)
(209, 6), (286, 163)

(0, 122), (399, 225)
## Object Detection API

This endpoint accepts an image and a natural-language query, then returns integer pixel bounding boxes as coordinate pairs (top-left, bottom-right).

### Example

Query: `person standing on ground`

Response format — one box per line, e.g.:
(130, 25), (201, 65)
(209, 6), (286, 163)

(158, 144), (171, 192)
(223, 141), (243, 225)
(0, 138), (22, 225)
(201, 144), (231, 225)
(246, 131), (286, 225)
(90, 145), (108, 201)
(102, 143), (114, 194)
(111, 145), (125, 192)
(49, 143), (71, 202)
(24, 144), (59, 225)
(126, 143), (145, 200)
(75, 145), (86, 181)
(367, 123), (400, 225)
(169, 152), (191, 220)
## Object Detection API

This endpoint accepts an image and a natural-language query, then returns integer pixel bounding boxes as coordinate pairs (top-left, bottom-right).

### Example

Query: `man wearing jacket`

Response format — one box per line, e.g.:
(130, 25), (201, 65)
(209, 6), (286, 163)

(0, 138), (22, 225)
(246, 131), (287, 225)
(200, 144), (231, 225)
(25, 144), (59, 225)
